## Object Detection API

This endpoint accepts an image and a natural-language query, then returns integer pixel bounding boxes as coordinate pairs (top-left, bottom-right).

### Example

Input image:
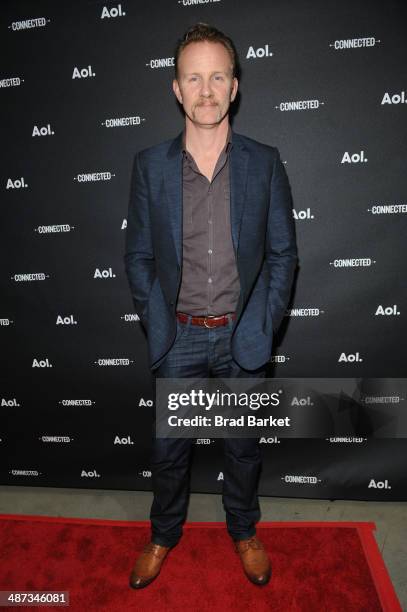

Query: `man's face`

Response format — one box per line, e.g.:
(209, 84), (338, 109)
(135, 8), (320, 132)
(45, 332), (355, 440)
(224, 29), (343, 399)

(173, 41), (238, 127)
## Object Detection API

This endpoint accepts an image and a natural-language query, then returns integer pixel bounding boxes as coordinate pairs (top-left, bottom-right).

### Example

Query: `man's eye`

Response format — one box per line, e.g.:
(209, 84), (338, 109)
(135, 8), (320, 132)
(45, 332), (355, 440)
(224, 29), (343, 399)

(214, 76), (223, 80)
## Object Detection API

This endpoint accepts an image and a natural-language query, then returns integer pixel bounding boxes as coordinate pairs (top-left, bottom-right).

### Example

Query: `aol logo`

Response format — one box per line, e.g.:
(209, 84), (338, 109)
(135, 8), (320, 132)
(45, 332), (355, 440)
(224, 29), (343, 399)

(291, 396), (313, 406)
(246, 44), (273, 59)
(217, 471), (224, 481)
(375, 305), (400, 316)
(1, 398), (19, 407)
(101, 4), (125, 18)
(368, 478), (391, 489)
(6, 177), (28, 189)
(32, 124), (54, 137)
(338, 352), (362, 362)
(72, 65), (95, 79)
(56, 315), (77, 325)
(32, 358), (53, 368)
(114, 435), (134, 445)
(94, 267), (116, 278)
(139, 398), (153, 407)
(259, 437), (280, 444)
(81, 469), (100, 478)
(381, 91), (406, 105)
(341, 150), (367, 163)
(293, 208), (314, 220)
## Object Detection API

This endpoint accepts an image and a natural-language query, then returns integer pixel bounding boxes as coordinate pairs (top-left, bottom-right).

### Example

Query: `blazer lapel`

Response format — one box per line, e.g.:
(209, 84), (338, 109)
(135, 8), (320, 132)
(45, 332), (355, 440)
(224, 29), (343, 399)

(230, 131), (249, 255)
(163, 129), (249, 267)
(164, 132), (183, 266)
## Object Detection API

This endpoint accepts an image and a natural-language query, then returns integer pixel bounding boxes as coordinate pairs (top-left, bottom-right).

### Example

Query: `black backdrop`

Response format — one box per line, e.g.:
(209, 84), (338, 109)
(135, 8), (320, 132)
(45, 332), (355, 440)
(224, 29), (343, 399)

(1, 0), (407, 500)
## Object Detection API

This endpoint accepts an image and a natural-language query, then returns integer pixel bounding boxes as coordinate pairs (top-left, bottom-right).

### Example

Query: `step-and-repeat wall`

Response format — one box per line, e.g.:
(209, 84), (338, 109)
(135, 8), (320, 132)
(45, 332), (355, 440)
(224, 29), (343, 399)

(1, 0), (406, 500)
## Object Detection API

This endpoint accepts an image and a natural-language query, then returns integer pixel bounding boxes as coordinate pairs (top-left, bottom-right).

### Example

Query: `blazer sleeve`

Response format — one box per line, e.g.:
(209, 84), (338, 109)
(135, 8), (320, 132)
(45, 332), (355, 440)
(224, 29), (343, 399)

(265, 148), (298, 333)
(124, 152), (156, 327)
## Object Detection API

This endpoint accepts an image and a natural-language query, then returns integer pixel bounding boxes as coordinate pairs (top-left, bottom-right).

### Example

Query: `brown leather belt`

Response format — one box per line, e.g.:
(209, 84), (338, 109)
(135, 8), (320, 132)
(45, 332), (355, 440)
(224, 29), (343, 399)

(176, 311), (236, 328)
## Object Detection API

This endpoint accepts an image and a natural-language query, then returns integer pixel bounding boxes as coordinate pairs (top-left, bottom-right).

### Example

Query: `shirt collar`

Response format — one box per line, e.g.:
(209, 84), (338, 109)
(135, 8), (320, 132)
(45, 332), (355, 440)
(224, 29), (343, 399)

(182, 124), (233, 156)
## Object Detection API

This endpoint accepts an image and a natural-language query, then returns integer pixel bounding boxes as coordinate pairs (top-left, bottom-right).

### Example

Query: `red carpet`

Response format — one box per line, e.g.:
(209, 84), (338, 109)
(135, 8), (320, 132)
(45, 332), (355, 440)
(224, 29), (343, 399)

(0, 515), (401, 611)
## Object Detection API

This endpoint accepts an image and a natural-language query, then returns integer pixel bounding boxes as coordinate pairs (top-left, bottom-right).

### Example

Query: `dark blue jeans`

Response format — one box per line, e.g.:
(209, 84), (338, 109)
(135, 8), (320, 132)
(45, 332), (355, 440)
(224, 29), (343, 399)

(150, 313), (267, 547)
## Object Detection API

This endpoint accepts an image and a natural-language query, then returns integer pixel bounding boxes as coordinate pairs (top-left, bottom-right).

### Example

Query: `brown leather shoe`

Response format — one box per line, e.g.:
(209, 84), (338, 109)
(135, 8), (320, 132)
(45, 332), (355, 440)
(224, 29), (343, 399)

(129, 541), (172, 589)
(234, 535), (271, 585)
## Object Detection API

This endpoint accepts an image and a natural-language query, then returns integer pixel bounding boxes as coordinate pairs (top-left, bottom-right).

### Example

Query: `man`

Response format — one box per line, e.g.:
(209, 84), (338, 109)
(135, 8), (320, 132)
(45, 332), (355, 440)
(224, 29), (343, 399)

(124, 23), (298, 589)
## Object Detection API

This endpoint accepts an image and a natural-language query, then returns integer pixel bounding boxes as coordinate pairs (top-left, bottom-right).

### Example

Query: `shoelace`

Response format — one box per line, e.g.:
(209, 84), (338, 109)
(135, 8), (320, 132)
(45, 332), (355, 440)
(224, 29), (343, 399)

(142, 543), (167, 558)
(235, 536), (264, 553)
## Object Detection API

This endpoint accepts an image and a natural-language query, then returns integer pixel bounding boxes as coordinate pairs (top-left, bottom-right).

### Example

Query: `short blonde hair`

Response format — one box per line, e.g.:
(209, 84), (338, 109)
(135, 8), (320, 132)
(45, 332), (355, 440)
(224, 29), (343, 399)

(174, 22), (239, 79)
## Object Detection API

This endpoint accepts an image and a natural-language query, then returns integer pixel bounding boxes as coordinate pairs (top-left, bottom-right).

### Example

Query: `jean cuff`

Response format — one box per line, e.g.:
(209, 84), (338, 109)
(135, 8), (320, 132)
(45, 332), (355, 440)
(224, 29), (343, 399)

(229, 527), (256, 542)
(151, 534), (180, 548)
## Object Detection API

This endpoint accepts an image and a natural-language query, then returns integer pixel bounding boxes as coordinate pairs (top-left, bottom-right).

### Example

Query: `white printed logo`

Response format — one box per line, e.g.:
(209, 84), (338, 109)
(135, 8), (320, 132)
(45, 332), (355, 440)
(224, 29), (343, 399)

(338, 352), (363, 363)
(375, 305), (400, 316)
(1, 398), (20, 407)
(72, 65), (95, 79)
(246, 44), (273, 59)
(32, 124), (54, 137)
(139, 398), (153, 407)
(114, 435), (134, 445)
(138, 470), (152, 478)
(32, 358), (53, 368)
(368, 478), (391, 489)
(293, 208), (314, 220)
(341, 150), (367, 163)
(56, 315), (78, 325)
(291, 396), (313, 406)
(6, 177), (28, 189)
(330, 37), (378, 50)
(146, 57), (174, 69)
(0, 318), (12, 326)
(381, 91), (406, 105)
(94, 267), (116, 278)
(101, 3), (125, 18)
(123, 313), (140, 322)
(270, 355), (289, 363)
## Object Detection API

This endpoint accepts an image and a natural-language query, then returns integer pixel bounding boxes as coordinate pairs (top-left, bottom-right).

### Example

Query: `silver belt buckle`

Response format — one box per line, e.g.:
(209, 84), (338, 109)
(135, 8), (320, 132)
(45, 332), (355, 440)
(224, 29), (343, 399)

(204, 315), (216, 328)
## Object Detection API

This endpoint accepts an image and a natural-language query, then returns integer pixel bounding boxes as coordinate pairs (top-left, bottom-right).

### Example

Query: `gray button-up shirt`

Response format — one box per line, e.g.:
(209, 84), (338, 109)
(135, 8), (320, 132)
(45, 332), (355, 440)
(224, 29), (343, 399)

(176, 125), (241, 316)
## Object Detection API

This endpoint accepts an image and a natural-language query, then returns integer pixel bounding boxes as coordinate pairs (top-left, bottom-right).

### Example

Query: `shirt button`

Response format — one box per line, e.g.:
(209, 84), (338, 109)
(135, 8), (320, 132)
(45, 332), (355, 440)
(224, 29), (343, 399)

(208, 278), (212, 283)
(208, 249), (212, 254)
(208, 219), (212, 224)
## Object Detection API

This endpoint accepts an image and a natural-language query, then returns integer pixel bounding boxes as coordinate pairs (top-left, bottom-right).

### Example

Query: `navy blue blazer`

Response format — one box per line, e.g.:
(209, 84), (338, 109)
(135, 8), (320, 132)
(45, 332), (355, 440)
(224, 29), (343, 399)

(124, 128), (298, 371)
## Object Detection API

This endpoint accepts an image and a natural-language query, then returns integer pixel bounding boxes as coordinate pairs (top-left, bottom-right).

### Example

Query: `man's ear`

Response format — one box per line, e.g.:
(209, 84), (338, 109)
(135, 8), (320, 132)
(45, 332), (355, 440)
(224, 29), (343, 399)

(173, 79), (183, 104)
(231, 77), (238, 102)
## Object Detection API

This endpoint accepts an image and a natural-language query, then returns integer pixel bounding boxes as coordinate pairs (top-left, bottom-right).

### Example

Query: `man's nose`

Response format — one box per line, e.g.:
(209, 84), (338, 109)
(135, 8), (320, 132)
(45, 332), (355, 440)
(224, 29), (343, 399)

(200, 80), (214, 97)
